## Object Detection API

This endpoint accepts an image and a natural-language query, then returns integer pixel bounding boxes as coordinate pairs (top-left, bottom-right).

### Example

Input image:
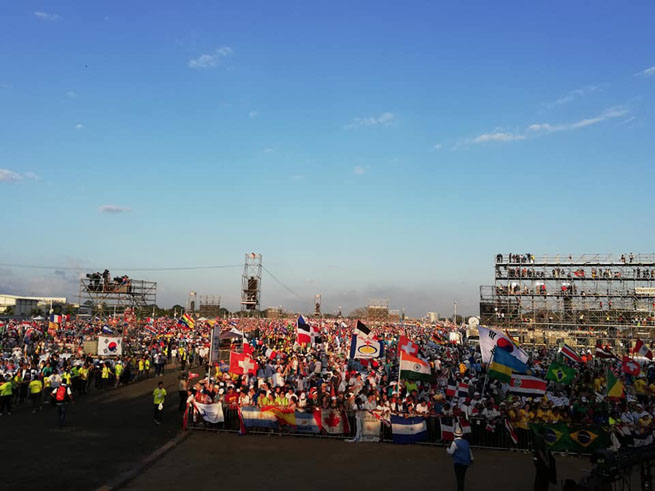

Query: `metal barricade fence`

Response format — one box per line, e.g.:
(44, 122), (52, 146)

(185, 405), (538, 451)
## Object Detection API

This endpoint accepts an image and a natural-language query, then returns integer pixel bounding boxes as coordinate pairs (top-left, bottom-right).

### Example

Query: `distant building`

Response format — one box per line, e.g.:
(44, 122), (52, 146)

(427, 312), (439, 323)
(0, 294), (68, 314)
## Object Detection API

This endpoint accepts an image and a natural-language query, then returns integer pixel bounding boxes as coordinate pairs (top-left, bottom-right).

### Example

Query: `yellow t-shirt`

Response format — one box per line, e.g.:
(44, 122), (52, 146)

(153, 387), (167, 404)
(29, 380), (43, 394)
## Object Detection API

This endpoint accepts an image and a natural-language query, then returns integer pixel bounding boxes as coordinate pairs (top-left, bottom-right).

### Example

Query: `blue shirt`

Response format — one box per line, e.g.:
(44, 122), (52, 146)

(448, 438), (473, 466)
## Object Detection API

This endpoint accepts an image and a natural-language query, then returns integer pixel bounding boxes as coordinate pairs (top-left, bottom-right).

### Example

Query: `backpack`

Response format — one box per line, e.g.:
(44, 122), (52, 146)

(55, 386), (67, 402)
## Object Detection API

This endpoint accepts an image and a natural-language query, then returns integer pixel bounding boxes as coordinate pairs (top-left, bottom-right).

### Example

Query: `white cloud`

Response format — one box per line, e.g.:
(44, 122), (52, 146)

(353, 165), (365, 175)
(636, 66), (655, 77)
(99, 205), (132, 214)
(188, 46), (233, 69)
(473, 132), (525, 143)
(24, 171), (39, 180)
(248, 111), (258, 119)
(34, 11), (61, 21)
(528, 106), (629, 133)
(545, 85), (600, 107)
(75, 123), (84, 129)
(263, 147), (274, 153)
(66, 90), (77, 98)
(0, 169), (22, 182)
(346, 112), (395, 128)
(432, 143), (443, 151)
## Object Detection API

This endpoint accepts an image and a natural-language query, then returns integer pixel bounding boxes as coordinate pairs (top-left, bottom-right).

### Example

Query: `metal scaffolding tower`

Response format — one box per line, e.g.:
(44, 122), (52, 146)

(79, 276), (156, 316)
(240, 253), (262, 312)
(314, 294), (321, 317)
(480, 253), (655, 349)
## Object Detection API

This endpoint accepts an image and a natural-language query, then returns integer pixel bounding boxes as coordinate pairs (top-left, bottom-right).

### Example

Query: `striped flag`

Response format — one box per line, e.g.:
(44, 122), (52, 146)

(505, 419), (518, 445)
(508, 374), (547, 396)
(390, 415), (428, 444)
(634, 339), (653, 360)
(559, 344), (582, 363)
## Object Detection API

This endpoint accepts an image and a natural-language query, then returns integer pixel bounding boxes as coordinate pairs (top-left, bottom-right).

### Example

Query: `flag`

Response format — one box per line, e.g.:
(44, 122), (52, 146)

(559, 344), (582, 364)
(606, 369), (625, 399)
(633, 339), (653, 360)
(178, 313), (195, 329)
(595, 342), (617, 359)
(320, 409), (350, 435)
(508, 374), (547, 396)
(297, 315), (312, 345)
(505, 419), (518, 445)
(260, 406), (296, 427)
(355, 320), (372, 338)
(349, 335), (384, 359)
(97, 336), (123, 356)
(398, 335), (419, 357)
(458, 417), (471, 435)
(431, 332), (447, 345)
(48, 322), (59, 333)
(143, 324), (157, 335)
(622, 356), (641, 376)
(531, 423), (570, 451)
(446, 382), (456, 398)
(101, 325), (114, 335)
(440, 418), (454, 441)
(488, 347), (530, 383)
(440, 417), (454, 441)
(457, 382), (469, 399)
(295, 411), (322, 433)
(243, 343), (254, 356)
(193, 401), (225, 423)
(399, 352), (432, 381)
(265, 347), (278, 360)
(49, 314), (63, 324)
(545, 360), (576, 385)
(229, 351), (257, 375)
(478, 326), (529, 364)
(240, 406), (278, 430)
(390, 415), (428, 444)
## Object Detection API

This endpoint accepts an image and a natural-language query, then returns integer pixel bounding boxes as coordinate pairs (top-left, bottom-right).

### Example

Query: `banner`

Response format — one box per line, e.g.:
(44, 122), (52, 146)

(97, 336), (123, 356)
(194, 402), (224, 424)
(361, 411), (381, 442)
(210, 326), (221, 363)
(478, 326), (528, 364)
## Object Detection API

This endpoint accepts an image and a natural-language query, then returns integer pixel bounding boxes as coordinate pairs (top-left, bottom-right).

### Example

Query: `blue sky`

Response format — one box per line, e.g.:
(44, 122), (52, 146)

(1, 1), (654, 316)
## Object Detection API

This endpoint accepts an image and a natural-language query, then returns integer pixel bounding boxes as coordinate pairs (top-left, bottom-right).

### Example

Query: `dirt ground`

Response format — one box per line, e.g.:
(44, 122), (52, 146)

(125, 431), (593, 491)
(0, 366), (186, 491)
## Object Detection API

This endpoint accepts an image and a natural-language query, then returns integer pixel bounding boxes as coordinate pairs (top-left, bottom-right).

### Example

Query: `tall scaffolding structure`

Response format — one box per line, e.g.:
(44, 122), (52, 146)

(367, 299), (390, 324)
(314, 294), (321, 317)
(79, 276), (156, 316)
(480, 253), (655, 349)
(241, 253), (262, 312)
(198, 295), (221, 317)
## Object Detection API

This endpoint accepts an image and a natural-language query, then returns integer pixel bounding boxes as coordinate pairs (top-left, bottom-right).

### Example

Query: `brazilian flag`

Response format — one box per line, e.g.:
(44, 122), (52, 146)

(531, 423), (571, 451)
(569, 427), (609, 452)
(545, 360), (576, 385)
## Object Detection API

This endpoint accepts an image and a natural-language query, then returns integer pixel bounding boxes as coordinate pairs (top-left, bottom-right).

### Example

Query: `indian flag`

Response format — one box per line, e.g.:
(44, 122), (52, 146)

(399, 352), (432, 381)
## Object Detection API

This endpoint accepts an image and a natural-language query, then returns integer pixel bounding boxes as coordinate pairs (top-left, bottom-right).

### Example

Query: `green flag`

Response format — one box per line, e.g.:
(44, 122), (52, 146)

(531, 424), (610, 453)
(545, 360), (576, 384)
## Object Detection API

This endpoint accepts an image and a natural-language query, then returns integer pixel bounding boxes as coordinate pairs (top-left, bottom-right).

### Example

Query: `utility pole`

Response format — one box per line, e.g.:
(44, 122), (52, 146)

(454, 301), (457, 325)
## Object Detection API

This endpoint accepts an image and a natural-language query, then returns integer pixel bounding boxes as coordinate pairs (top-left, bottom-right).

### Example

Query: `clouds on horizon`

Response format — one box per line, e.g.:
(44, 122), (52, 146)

(98, 205), (132, 214)
(34, 11), (61, 21)
(346, 112), (395, 128)
(0, 169), (39, 183)
(188, 46), (233, 68)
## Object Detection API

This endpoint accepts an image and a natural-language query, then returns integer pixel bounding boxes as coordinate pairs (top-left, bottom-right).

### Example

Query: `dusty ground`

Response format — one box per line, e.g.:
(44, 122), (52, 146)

(0, 366), (185, 490)
(125, 431), (593, 491)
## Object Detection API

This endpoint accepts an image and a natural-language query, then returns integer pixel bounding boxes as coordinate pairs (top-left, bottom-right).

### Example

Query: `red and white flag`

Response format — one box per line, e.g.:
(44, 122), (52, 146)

(297, 315), (313, 345)
(320, 409), (349, 435)
(398, 335), (419, 357)
(505, 419), (518, 445)
(229, 351), (257, 375)
(559, 344), (582, 363)
(265, 348), (278, 360)
(508, 374), (547, 396)
(622, 356), (641, 376)
(595, 342), (617, 359)
(634, 339), (653, 360)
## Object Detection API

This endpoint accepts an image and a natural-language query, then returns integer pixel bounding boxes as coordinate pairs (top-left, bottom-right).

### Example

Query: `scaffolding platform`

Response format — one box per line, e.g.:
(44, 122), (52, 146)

(78, 277), (156, 316)
(480, 253), (655, 349)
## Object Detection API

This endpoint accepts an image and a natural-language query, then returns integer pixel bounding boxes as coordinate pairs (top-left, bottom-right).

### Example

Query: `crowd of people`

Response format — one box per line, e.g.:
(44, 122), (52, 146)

(4, 314), (655, 452)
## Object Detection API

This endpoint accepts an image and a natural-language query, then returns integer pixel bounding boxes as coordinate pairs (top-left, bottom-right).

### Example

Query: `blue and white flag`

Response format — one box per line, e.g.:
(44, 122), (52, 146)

(295, 411), (321, 434)
(240, 406), (278, 429)
(194, 402), (224, 424)
(349, 335), (384, 360)
(101, 325), (114, 335)
(390, 415), (428, 444)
